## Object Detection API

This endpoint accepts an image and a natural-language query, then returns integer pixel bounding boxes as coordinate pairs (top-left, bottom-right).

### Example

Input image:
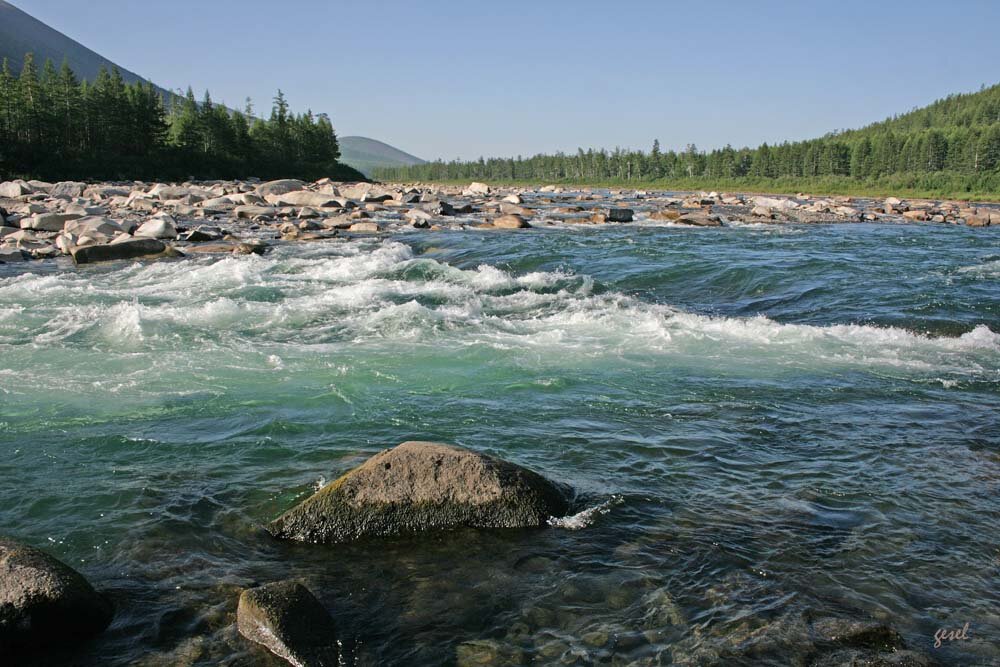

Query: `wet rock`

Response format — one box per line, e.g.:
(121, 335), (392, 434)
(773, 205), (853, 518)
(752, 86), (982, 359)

(607, 207), (634, 222)
(499, 203), (533, 217)
(348, 221), (380, 232)
(0, 247), (29, 263)
(648, 209), (682, 221)
(751, 205), (775, 219)
(966, 213), (990, 227)
(902, 210), (928, 222)
(406, 208), (434, 227)
(491, 214), (531, 229)
(502, 194), (523, 204)
(676, 211), (723, 227)
(0, 536), (113, 652)
(71, 238), (168, 264)
(237, 581), (338, 667)
(180, 225), (223, 242)
(268, 441), (571, 543)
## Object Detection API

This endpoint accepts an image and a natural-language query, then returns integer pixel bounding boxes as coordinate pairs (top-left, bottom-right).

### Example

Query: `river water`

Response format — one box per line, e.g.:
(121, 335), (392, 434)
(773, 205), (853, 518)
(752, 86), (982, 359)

(1, 218), (998, 665)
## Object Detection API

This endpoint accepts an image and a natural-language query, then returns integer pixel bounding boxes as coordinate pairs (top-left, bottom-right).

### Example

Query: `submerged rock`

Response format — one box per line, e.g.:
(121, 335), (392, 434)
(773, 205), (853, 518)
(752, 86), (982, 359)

(0, 536), (113, 652)
(237, 581), (338, 667)
(268, 441), (571, 543)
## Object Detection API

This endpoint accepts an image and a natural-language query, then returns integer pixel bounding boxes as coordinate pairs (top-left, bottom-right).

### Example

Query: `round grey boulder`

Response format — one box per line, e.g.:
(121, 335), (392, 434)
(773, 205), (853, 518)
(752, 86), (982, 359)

(268, 441), (571, 544)
(0, 536), (113, 652)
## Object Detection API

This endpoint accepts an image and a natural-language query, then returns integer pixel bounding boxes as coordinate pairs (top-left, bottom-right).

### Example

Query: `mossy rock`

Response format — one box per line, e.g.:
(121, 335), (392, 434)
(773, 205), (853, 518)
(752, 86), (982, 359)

(268, 441), (571, 544)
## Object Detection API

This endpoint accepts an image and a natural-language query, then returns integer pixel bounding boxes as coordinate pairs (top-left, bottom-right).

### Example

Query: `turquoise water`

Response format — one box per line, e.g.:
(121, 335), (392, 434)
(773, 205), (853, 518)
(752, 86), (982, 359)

(1, 221), (998, 665)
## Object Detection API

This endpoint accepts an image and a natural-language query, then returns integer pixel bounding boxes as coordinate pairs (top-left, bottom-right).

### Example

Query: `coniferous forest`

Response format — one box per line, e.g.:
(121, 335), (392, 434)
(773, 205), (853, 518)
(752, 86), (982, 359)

(0, 53), (363, 182)
(374, 84), (1000, 197)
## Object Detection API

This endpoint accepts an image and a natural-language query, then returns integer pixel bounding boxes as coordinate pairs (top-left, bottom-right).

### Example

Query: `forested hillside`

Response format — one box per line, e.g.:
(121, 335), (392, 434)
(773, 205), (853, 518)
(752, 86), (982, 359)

(0, 53), (363, 182)
(374, 84), (1000, 196)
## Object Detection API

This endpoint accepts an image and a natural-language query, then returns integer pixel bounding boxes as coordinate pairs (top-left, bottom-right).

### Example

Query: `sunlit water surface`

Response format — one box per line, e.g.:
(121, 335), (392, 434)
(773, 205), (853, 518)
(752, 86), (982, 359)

(1, 220), (998, 665)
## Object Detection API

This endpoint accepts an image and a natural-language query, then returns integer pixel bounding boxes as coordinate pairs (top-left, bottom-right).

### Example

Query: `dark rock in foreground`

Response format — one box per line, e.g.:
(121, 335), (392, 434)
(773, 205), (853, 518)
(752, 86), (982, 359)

(0, 536), (113, 652)
(237, 581), (338, 667)
(71, 237), (168, 264)
(268, 441), (571, 543)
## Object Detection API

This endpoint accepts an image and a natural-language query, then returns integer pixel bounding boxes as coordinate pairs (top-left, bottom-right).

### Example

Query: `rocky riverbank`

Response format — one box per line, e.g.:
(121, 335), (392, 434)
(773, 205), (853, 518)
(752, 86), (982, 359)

(0, 178), (994, 266)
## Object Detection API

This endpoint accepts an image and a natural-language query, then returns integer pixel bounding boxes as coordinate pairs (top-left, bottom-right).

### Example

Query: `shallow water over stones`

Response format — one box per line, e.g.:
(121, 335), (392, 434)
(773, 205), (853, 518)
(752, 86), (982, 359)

(0, 219), (997, 665)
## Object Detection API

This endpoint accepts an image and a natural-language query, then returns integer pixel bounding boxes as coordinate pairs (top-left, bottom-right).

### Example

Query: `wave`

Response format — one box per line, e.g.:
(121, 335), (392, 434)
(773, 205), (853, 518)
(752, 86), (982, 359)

(548, 495), (625, 530)
(1, 239), (996, 383)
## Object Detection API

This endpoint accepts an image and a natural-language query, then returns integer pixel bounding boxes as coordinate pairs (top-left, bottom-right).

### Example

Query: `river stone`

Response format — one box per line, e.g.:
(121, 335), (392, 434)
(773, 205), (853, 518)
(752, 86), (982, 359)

(256, 179), (306, 198)
(24, 212), (83, 232)
(71, 238), (167, 264)
(134, 216), (178, 239)
(237, 581), (337, 667)
(491, 214), (531, 229)
(0, 180), (32, 198)
(676, 211), (723, 227)
(0, 536), (113, 651)
(0, 247), (29, 263)
(607, 207), (634, 222)
(268, 441), (571, 543)
(50, 181), (87, 198)
(235, 205), (277, 219)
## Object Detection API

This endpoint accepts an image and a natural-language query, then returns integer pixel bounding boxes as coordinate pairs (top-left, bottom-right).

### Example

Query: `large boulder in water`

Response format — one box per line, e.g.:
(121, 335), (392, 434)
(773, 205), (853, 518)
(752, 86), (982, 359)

(237, 581), (338, 667)
(268, 441), (571, 543)
(71, 237), (168, 264)
(0, 536), (113, 652)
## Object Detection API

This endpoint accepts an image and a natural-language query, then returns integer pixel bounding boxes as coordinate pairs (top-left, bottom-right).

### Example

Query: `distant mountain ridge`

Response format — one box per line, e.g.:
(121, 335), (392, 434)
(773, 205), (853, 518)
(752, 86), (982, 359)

(0, 0), (426, 175)
(0, 0), (173, 101)
(339, 136), (426, 176)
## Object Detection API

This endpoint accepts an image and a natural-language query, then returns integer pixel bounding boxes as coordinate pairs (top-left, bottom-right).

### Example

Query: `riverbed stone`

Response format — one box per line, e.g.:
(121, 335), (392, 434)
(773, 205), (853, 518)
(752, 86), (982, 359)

(71, 238), (168, 264)
(0, 536), (113, 652)
(268, 441), (571, 543)
(0, 180), (32, 198)
(23, 212), (82, 232)
(237, 581), (338, 667)
(0, 247), (29, 263)
(607, 207), (634, 222)
(676, 211), (723, 227)
(256, 179), (306, 198)
(50, 181), (87, 198)
(135, 216), (178, 239)
(491, 214), (531, 229)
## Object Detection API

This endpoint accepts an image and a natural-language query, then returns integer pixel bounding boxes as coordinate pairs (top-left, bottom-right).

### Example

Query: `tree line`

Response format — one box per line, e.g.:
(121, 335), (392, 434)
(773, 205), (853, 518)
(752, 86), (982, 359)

(374, 84), (1000, 193)
(0, 53), (361, 182)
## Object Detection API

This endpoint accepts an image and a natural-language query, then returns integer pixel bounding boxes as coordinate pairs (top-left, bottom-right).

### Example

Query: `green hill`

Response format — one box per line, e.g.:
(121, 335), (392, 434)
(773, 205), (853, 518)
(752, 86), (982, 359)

(339, 136), (425, 176)
(375, 83), (1000, 198)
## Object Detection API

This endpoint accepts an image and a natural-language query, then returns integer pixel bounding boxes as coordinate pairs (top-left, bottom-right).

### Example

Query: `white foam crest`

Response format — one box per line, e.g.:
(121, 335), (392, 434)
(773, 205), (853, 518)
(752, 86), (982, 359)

(549, 495), (624, 530)
(957, 259), (1000, 279)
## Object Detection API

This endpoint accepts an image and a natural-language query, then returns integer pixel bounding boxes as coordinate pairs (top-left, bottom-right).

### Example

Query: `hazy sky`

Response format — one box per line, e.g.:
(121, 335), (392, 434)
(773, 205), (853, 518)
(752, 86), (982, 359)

(10, 0), (1000, 160)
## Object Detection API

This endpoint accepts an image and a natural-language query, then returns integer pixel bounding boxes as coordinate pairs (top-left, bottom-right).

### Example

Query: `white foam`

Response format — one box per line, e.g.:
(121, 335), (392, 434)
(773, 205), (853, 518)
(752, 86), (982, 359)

(548, 495), (624, 530)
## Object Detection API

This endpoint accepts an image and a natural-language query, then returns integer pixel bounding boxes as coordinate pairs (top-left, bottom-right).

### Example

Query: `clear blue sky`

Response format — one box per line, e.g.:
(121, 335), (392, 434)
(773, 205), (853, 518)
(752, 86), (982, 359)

(11, 0), (1000, 161)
